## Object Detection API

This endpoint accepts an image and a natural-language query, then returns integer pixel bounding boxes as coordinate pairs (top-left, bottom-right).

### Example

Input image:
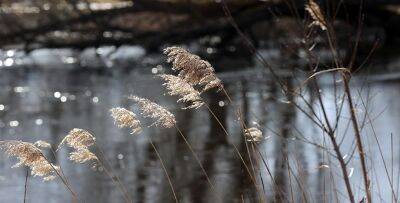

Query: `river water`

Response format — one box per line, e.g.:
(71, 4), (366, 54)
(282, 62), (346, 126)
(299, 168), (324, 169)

(0, 66), (399, 203)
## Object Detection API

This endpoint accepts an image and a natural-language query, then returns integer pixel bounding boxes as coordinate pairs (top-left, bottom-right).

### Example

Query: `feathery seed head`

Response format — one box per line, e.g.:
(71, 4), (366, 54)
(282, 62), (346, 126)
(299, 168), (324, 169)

(30, 160), (60, 180)
(110, 107), (142, 134)
(0, 140), (60, 181)
(163, 46), (223, 92)
(58, 128), (96, 150)
(58, 129), (99, 165)
(244, 127), (263, 142)
(158, 74), (204, 109)
(128, 95), (176, 128)
(305, 0), (327, 31)
(69, 148), (98, 164)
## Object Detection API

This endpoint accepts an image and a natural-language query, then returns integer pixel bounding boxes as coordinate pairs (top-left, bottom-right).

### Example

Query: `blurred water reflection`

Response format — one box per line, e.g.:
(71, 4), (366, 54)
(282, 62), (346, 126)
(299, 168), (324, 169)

(0, 67), (399, 203)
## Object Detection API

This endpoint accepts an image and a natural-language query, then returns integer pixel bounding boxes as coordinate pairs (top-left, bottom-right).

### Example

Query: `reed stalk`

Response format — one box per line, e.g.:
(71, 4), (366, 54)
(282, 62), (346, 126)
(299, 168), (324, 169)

(146, 134), (179, 203)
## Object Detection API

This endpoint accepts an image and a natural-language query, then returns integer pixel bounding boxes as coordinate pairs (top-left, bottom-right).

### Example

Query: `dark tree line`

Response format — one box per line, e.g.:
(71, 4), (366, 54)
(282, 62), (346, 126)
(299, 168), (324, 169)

(0, 0), (398, 53)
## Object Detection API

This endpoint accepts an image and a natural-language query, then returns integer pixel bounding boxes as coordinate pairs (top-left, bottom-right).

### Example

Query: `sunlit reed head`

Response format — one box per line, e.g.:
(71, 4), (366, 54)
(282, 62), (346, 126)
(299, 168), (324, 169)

(244, 127), (263, 142)
(305, 0), (327, 31)
(58, 128), (98, 165)
(163, 46), (223, 92)
(128, 95), (176, 128)
(110, 107), (142, 134)
(69, 148), (98, 164)
(158, 74), (204, 109)
(58, 128), (96, 151)
(0, 140), (59, 181)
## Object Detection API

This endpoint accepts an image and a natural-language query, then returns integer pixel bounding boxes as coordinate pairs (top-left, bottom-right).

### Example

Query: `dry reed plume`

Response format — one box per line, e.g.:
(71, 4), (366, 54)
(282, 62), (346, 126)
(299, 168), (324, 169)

(59, 129), (132, 202)
(158, 74), (204, 109)
(69, 148), (98, 164)
(110, 107), (142, 134)
(305, 0), (327, 30)
(58, 128), (98, 164)
(164, 46), (222, 92)
(58, 128), (95, 150)
(244, 127), (263, 142)
(0, 140), (59, 181)
(128, 95), (176, 128)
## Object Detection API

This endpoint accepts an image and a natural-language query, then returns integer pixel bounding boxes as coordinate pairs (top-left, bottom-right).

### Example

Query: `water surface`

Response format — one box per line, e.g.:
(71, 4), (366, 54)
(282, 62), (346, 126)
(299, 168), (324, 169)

(0, 67), (399, 203)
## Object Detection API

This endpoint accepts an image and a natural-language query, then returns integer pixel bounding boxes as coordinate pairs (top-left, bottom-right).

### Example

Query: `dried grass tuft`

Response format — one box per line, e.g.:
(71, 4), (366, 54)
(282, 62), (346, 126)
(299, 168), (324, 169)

(164, 46), (223, 92)
(0, 140), (59, 181)
(244, 127), (263, 142)
(58, 128), (98, 165)
(128, 95), (176, 128)
(305, 0), (327, 31)
(69, 148), (98, 164)
(58, 128), (96, 151)
(158, 74), (204, 109)
(110, 107), (142, 134)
